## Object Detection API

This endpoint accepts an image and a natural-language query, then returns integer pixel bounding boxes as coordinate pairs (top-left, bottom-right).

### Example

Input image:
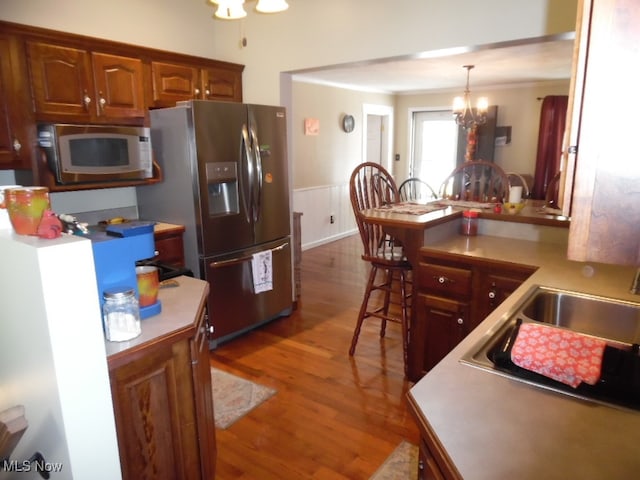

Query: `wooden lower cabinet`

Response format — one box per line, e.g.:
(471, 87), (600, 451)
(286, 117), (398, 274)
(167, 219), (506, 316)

(409, 250), (536, 380)
(109, 305), (216, 479)
(154, 226), (186, 267)
(409, 394), (461, 480)
(418, 439), (445, 480)
(417, 294), (469, 375)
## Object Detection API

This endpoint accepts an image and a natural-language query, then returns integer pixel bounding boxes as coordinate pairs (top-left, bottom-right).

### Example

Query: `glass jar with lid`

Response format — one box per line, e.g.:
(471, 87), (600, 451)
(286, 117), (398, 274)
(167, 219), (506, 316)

(460, 210), (479, 236)
(103, 286), (141, 342)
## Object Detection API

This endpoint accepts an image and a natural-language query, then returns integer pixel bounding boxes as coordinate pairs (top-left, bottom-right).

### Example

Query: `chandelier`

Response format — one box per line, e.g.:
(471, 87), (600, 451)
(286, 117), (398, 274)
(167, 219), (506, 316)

(210, 0), (289, 20)
(452, 65), (488, 130)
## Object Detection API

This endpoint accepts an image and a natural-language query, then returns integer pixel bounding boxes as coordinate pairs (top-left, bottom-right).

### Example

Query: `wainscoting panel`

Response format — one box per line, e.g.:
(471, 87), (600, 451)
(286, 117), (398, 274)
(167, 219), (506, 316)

(293, 184), (357, 250)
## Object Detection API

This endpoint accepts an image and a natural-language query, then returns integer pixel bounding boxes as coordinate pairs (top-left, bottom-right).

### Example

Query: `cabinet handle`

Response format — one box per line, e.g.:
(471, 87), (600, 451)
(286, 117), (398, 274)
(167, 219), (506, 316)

(98, 92), (106, 113)
(457, 317), (464, 325)
(205, 88), (211, 96)
(12, 138), (21, 153)
(83, 90), (92, 110)
(488, 291), (496, 299)
(434, 275), (455, 285)
(194, 87), (201, 96)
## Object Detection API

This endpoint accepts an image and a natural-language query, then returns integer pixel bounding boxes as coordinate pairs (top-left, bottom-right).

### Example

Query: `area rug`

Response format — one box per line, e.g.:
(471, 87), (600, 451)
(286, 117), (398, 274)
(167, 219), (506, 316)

(370, 441), (419, 480)
(211, 368), (276, 429)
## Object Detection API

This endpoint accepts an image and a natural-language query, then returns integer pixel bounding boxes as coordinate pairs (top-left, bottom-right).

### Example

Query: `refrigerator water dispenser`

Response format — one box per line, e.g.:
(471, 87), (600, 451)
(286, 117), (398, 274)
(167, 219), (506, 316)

(206, 162), (239, 216)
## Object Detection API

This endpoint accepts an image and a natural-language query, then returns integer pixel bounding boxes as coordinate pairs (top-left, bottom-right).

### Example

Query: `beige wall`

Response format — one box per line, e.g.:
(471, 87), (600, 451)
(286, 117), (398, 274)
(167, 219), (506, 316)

(292, 82), (393, 189)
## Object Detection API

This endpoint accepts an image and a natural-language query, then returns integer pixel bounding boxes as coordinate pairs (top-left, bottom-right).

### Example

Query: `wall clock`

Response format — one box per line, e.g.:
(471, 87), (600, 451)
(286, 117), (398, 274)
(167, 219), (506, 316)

(342, 114), (355, 133)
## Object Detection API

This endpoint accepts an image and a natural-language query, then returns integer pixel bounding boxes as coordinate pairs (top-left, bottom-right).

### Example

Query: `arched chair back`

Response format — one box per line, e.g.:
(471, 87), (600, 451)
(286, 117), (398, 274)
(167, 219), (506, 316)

(439, 160), (510, 203)
(348, 162), (411, 375)
(398, 178), (438, 203)
(350, 162), (401, 263)
(507, 172), (531, 199)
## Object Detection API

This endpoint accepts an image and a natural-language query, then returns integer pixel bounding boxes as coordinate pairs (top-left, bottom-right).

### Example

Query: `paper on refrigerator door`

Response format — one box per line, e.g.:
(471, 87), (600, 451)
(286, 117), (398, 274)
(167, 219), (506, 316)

(251, 249), (273, 293)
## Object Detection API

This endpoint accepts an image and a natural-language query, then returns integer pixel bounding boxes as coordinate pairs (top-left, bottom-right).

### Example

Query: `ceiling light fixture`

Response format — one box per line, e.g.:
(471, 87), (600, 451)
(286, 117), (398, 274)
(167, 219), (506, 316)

(209, 0), (288, 20)
(452, 65), (488, 130)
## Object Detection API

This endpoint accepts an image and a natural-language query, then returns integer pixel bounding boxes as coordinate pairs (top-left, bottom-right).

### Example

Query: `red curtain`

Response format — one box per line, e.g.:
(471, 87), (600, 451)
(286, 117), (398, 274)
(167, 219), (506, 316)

(532, 96), (568, 199)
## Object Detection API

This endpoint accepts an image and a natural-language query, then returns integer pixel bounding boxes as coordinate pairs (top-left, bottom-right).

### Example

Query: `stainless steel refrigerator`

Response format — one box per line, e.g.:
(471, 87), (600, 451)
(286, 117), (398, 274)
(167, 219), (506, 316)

(137, 100), (292, 346)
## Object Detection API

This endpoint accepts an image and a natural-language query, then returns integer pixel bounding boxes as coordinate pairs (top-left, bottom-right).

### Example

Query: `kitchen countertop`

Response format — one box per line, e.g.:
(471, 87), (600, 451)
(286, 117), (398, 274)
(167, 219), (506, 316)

(153, 222), (185, 235)
(409, 233), (640, 479)
(104, 275), (208, 369)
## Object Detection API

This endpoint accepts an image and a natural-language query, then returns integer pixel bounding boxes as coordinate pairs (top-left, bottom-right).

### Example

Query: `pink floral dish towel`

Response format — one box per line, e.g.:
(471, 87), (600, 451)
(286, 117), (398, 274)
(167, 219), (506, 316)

(510, 323), (607, 388)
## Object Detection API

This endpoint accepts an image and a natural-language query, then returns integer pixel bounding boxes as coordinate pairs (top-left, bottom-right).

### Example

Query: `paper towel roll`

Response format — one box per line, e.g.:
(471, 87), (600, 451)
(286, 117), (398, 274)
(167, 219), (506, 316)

(508, 186), (523, 204)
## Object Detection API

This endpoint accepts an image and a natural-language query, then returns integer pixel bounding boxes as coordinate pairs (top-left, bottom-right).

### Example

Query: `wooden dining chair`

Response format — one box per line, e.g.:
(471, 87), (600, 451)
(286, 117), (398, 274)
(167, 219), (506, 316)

(439, 160), (510, 202)
(398, 177), (438, 203)
(349, 162), (411, 375)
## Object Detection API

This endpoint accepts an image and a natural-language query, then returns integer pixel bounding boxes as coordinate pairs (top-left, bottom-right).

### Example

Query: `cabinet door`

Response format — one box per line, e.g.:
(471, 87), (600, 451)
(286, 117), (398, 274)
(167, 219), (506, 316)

(566, 0), (640, 266)
(110, 340), (201, 480)
(201, 66), (242, 102)
(473, 269), (532, 329)
(26, 41), (94, 118)
(418, 439), (445, 480)
(92, 52), (146, 118)
(151, 61), (200, 107)
(190, 307), (217, 480)
(0, 35), (32, 169)
(154, 230), (186, 267)
(417, 293), (469, 374)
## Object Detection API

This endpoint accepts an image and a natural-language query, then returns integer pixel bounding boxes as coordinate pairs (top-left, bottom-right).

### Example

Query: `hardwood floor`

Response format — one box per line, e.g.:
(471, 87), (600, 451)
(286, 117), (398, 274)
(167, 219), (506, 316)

(210, 234), (420, 479)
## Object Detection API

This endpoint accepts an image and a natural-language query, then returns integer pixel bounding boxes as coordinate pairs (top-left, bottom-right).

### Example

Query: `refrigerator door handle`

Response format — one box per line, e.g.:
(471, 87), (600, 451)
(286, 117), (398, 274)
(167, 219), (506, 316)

(270, 243), (287, 253)
(209, 254), (253, 268)
(249, 125), (263, 223)
(240, 124), (253, 223)
(208, 242), (287, 269)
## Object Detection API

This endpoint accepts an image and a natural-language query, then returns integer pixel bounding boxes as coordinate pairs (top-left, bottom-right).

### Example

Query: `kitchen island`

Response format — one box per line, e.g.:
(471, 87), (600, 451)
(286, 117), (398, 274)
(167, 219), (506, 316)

(407, 233), (640, 479)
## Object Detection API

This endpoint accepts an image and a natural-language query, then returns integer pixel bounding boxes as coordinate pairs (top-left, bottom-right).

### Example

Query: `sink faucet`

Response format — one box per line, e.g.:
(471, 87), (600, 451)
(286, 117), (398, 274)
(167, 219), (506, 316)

(631, 268), (640, 295)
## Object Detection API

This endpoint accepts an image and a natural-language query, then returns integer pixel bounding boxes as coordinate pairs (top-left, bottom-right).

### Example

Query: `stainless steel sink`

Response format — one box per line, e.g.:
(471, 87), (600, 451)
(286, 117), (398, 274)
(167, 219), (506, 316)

(460, 285), (640, 411)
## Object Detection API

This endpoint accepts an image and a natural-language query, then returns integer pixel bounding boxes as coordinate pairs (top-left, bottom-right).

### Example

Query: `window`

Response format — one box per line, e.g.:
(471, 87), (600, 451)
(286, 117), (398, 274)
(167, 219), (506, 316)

(410, 110), (459, 193)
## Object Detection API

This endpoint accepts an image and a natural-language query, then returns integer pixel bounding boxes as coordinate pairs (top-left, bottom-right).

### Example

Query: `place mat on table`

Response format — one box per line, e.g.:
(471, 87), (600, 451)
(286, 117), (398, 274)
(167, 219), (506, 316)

(435, 199), (496, 209)
(373, 202), (446, 215)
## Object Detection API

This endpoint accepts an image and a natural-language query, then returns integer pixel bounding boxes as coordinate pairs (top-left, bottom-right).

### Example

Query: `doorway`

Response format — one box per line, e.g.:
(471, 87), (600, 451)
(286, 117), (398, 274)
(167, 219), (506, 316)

(363, 104), (393, 173)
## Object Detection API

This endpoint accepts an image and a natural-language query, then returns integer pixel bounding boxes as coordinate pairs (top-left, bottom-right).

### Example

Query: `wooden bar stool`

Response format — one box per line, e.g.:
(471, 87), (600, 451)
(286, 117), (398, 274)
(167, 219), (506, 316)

(349, 162), (412, 375)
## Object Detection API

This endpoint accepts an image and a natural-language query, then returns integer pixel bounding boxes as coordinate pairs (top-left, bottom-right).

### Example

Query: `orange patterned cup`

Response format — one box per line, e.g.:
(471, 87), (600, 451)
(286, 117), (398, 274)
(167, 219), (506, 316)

(135, 266), (159, 307)
(2, 187), (50, 235)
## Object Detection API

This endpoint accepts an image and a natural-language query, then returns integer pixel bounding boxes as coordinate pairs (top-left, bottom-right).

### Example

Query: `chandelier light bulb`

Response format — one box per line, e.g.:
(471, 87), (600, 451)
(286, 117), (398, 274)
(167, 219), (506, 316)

(255, 0), (289, 13)
(476, 97), (489, 114)
(214, 0), (247, 20)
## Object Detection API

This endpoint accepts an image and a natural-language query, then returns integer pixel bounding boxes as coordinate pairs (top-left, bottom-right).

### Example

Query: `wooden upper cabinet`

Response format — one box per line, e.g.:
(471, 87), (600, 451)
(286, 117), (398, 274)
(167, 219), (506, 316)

(565, 0), (640, 266)
(0, 34), (33, 169)
(27, 41), (93, 118)
(151, 61), (200, 107)
(201, 65), (242, 102)
(91, 52), (146, 118)
(151, 61), (243, 107)
(26, 41), (145, 122)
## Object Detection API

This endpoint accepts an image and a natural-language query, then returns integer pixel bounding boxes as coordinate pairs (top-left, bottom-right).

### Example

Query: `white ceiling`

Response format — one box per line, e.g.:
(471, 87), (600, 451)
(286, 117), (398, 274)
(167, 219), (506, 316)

(291, 34), (575, 95)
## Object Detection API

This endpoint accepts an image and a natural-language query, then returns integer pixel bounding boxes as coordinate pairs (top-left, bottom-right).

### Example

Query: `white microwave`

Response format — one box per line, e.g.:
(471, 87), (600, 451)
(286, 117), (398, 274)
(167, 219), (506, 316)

(37, 123), (153, 186)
